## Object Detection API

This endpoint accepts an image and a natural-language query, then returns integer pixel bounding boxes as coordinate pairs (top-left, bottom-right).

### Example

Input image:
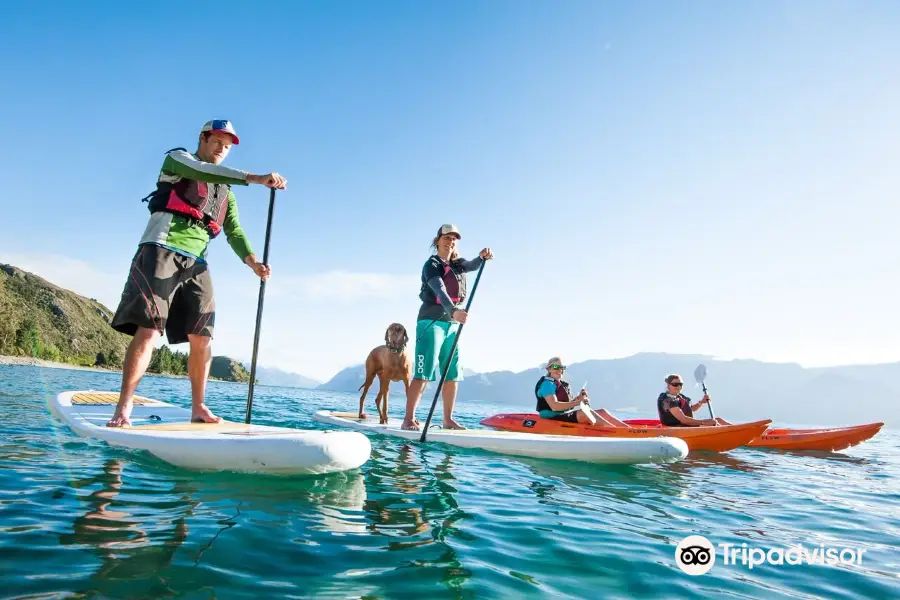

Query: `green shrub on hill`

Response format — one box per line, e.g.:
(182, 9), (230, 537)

(1, 263), (251, 382)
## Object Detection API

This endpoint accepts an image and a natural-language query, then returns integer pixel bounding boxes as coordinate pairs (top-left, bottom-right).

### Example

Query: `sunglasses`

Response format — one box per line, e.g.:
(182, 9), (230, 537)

(669, 381), (683, 387)
(550, 364), (567, 371)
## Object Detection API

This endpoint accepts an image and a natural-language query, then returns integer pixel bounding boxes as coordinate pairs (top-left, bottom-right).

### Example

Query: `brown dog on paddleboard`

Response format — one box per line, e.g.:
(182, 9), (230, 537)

(358, 323), (412, 424)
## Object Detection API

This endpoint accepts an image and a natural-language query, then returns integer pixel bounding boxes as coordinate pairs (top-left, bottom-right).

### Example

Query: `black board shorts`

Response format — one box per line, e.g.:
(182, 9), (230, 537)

(540, 409), (581, 424)
(111, 243), (215, 345)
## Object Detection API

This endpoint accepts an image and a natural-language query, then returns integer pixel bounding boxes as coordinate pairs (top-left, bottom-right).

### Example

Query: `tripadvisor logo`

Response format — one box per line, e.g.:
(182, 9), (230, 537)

(675, 535), (867, 574)
(676, 535), (716, 575)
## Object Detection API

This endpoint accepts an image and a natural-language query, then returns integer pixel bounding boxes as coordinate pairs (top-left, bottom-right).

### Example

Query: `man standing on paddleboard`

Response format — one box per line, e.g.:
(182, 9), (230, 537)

(106, 120), (287, 427)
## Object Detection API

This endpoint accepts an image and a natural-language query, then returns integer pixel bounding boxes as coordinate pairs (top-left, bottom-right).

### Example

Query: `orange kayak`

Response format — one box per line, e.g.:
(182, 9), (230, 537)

(479, 413), (772, 452)
(743, 422), (884, 452)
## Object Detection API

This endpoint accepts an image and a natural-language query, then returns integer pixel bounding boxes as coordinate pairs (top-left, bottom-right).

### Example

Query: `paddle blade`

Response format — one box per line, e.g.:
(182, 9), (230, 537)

(579, 403), (597, 424)
(693, 364), (707, 384)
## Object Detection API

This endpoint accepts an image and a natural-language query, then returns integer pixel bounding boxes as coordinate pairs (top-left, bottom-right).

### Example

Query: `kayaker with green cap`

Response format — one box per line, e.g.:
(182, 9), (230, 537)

(534, 357), (629, 426)
(106, 119), (287, 428)
(401, 224), (493, 431)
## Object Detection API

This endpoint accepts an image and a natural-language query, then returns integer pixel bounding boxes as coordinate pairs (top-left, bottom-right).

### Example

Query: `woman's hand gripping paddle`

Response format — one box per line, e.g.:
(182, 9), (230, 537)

(578, 381), (596, 424)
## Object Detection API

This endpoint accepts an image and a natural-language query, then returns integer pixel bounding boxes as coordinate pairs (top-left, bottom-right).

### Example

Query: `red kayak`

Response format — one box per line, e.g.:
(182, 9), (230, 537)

(625, 419), (884, 452)
(480, 413), (772, 452)
(743, 422), (884, 452)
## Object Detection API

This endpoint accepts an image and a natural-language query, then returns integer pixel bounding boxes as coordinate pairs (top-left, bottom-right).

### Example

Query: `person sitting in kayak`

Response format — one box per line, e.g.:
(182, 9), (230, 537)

(535, 357), (628, 426)
(657, 374), (731, 426)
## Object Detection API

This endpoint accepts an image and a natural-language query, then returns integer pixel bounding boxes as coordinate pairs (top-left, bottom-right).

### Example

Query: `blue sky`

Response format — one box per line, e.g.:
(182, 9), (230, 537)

(2, 1), (899, 381)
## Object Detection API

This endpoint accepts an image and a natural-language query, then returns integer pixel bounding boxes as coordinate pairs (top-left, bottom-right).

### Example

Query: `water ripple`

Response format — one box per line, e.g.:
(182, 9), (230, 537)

(0, 364), (897, 599)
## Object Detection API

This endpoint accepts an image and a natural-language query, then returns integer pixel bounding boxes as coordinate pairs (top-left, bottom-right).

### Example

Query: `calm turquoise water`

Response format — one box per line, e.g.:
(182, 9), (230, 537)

(1, 364), (898, 599)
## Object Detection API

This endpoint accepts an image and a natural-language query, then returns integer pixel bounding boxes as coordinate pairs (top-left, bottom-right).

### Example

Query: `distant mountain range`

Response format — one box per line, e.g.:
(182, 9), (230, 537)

(317, 352), (898, 428)
(242, 364), (320, 389)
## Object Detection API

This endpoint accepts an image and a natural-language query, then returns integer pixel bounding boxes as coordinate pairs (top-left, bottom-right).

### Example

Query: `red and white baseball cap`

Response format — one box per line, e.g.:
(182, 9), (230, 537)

(201, 119), (240, 144)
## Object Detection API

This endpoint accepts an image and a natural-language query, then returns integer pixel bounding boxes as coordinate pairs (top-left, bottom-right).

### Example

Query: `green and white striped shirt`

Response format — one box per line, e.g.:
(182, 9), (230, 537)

(138, 149), (255, 261)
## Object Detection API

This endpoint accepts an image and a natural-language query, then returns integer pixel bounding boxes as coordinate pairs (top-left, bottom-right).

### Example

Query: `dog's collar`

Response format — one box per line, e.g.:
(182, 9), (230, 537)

(387, 343), (406, 354)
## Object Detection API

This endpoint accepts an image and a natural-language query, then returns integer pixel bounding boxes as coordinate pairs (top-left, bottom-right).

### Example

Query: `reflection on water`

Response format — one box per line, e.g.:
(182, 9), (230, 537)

(51, 441), (481, 596)
(363, 443), (473, 590)
(61, 459), (150, 550)
(749, 446), (873, 465)
(519, 457), (686, 501)
(669, 450), (764, 475)
(59, 458), (193, 595)
(184, 467), (370, 535)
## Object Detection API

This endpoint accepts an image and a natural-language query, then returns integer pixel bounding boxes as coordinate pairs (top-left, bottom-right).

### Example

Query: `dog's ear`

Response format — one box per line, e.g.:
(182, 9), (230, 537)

(403, 330), (409, 344)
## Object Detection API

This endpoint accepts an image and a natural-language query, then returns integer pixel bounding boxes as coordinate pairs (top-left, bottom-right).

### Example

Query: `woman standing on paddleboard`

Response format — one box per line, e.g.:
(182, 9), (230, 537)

(401, 224), (492, 431)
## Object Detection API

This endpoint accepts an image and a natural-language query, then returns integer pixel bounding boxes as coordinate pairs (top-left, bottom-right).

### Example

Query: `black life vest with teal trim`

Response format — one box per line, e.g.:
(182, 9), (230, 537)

(534, 376), (573, 412)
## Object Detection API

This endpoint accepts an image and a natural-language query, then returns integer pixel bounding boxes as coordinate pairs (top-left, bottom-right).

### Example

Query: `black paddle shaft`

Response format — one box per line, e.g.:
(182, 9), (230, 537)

(245, 187), (277, 424)
(700, 380), (715, 419)
(419, 260), (487, 442)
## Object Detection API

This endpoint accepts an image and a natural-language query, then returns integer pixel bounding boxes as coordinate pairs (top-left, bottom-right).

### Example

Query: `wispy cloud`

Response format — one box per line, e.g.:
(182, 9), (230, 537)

(0, 252), (124, 309)
(268, 270), (420, 302)
(1, 254), (419, 306)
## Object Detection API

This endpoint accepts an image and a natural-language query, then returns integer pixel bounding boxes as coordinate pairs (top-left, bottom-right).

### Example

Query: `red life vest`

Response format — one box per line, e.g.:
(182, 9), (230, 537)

(437, 264), (461, 304)
(142, 148), (230, 238)
(535, 376), (573, 412)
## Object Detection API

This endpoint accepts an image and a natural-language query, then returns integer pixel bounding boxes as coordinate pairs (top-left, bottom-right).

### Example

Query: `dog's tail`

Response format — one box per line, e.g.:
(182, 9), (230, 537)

(358, 363), (377, 398)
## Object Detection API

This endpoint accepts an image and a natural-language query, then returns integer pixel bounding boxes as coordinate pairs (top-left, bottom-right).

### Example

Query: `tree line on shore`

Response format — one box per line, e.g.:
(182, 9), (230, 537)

(3, 317), (192, 376)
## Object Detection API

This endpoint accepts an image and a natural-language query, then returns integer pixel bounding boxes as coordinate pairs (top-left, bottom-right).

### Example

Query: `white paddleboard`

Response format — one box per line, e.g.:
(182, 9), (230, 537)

(50, 391), (371, 475)
(312, 410), (689, 465)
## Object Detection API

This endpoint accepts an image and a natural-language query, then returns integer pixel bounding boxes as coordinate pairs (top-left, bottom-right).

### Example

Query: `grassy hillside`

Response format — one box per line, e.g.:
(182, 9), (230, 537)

(0, 264), (130, 366)
(0, 263), (250, 382)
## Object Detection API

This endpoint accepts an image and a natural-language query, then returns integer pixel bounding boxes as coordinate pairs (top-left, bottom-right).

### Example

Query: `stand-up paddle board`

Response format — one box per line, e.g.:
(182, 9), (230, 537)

(51, 391), (371, 475)
(312, 410), (689, 465)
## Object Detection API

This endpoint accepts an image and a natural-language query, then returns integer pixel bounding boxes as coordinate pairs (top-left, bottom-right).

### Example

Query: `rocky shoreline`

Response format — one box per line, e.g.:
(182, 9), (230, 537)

(0, 355), (119, 374)
(0, 355), (247, 383)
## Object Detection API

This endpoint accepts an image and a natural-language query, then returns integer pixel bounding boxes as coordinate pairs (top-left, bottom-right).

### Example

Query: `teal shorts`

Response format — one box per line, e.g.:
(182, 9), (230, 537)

(414, 319), (462, 382)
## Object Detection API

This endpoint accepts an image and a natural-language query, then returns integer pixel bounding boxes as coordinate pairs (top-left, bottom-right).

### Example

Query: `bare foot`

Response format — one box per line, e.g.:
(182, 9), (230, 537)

(106, 412), (132, 427)
(401, 419), (420, 431)
(106, 402), (133, 427)
(358, 412), (367, 420)
(191, 404), (222, 424)
(443, 419), (467, 430)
